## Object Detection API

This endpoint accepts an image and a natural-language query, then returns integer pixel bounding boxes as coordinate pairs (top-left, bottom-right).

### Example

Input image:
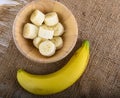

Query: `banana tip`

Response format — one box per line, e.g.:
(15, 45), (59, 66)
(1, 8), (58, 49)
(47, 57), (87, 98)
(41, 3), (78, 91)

(83, 40), (90, 48)
(17, 69), (23, 73)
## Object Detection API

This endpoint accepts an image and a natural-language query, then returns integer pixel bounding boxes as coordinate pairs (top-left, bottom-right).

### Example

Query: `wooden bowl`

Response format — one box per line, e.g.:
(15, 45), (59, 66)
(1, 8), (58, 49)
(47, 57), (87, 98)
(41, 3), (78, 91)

(13, 0), (78, 63)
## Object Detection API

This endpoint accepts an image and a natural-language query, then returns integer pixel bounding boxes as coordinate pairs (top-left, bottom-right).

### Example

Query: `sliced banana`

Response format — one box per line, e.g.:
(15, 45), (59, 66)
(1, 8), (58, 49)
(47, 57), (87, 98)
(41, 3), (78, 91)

(51, 37), (63, 50)
(38, 25), (54, 39)
(39, 40), (56, 57)
(33, 37), (43, 48)
(23, 10), (65, 57)
(23, 23), (38, 39)
(30, 10), (45, 26)
(44, 12), (59, 26)
(53, 23), (64, 36)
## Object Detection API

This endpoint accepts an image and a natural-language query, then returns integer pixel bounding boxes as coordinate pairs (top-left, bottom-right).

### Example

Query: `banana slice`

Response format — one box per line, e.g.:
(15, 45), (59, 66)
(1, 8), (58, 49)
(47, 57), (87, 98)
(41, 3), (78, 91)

(23, 23), (38, 39)
(44, 12), (59, 26)
(39, 40), (56, 57)
(53, 23), (64, 36)
(38, 25), (54, 39)
(51, 37), (63, 50)
(33, 37), (43, 48)
(30, 10), (45, 26)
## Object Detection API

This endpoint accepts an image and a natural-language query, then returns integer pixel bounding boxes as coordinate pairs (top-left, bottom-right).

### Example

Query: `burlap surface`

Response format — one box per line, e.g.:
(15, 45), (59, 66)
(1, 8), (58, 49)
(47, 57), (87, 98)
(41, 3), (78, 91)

(0, 0), (120, 98)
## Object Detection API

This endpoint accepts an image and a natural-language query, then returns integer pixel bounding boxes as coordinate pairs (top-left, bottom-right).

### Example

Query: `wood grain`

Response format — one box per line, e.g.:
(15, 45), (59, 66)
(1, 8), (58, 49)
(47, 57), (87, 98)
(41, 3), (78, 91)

(0, 0), (120, 98)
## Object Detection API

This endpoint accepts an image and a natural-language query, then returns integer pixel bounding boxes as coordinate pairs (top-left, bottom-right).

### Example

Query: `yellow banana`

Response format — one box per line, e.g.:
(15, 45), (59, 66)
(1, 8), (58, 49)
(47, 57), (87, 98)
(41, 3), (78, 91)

(17, 40), (90, 95)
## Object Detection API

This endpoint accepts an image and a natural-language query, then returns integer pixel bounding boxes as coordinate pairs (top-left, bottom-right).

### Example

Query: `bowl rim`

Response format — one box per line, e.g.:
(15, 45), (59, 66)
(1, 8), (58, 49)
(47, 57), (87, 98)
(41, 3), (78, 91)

(12, 0), (78, 63)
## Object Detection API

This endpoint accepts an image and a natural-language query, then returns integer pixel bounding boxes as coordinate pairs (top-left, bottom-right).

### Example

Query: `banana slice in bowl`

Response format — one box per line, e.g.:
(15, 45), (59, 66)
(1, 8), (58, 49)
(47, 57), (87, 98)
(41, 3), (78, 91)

(53, 23), (64, 36)
(44, 12), (59, 26)
(51, 36), (63, 50)
(39, 40), (56, 57)
(33, 37), (43, 49)
(38, 25), (54, 39)
(30, 10), (45, 26)
(23, 23), (38, 39)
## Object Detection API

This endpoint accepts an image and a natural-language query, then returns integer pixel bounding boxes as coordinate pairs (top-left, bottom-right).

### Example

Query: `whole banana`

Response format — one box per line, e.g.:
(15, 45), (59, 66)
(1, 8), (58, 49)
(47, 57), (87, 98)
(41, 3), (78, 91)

(17, 40), (90, 95)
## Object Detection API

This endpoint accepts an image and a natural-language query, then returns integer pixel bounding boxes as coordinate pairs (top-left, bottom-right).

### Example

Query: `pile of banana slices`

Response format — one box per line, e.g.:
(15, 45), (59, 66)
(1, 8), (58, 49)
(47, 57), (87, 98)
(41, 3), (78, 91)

(23, 10), (64, 57)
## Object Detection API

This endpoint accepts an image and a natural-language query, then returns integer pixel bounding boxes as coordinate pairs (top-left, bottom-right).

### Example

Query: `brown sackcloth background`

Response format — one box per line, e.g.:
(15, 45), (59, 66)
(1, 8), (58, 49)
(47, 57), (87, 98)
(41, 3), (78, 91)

(0, 0), (120, 98)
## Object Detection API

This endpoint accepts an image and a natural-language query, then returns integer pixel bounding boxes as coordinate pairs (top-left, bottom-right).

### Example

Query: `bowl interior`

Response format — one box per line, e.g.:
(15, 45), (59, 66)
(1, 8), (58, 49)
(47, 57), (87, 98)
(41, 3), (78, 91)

(13, 0), (78, 63)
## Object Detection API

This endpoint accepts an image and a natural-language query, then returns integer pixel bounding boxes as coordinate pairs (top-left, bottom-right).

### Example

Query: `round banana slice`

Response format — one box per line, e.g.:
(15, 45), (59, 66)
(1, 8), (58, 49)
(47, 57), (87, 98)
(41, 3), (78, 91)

(39, 40), (56, 57)
(30, 10), (45, 26)
(23, 23), (38, 39)
(44, 12), (59, 26)
(53, 23), (64, 36)
(51, 37), (63, 50)
(33, 37), (43, 48)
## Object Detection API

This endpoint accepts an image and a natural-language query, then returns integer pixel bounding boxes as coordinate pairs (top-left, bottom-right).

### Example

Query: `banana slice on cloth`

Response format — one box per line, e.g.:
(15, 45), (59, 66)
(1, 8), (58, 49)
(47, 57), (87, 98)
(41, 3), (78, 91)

(23, 23), (38, 39)
(39, 40), (56, 57)
(30, 10), (45, 26)
(44, 12), (59, 26)
(51, 36), (63, 50)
